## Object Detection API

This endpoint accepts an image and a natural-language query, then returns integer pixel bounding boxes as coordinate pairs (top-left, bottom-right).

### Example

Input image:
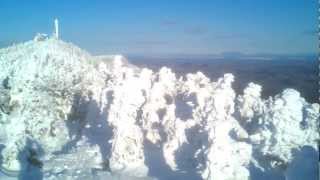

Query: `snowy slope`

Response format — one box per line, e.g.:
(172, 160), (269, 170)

(0, 37), (318, 180)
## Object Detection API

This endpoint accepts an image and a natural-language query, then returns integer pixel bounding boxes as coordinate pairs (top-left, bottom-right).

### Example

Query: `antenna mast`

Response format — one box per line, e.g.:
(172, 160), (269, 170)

(54, 18), (59, 39)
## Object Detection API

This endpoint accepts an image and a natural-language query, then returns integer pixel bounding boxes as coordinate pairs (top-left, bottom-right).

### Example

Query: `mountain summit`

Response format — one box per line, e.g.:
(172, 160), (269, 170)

(0, 35), (318, 180)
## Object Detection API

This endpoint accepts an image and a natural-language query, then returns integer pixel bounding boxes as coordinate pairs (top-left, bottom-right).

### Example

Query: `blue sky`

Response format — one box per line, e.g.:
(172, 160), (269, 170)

(0, 0), (317, 56)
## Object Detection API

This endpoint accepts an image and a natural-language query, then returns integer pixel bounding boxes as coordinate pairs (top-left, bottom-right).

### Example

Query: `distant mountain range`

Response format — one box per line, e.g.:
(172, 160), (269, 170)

(127, 52), (317, 62)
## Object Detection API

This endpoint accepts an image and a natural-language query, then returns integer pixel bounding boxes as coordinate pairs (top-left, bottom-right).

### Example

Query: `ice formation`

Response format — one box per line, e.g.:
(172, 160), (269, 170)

(0, 35), (318, 180)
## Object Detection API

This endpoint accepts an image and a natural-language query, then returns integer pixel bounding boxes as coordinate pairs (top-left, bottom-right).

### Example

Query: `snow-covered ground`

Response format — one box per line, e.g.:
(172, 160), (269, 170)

(0, 36), (318, 180)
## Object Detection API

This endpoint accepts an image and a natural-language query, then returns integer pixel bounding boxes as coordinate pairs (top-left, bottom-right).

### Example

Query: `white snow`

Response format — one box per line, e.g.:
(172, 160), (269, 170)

(0, 36), (318, 180)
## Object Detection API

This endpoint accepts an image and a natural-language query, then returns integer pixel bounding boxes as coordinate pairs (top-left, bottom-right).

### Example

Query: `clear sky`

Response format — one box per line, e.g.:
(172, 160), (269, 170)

(0, 0), (317, 56)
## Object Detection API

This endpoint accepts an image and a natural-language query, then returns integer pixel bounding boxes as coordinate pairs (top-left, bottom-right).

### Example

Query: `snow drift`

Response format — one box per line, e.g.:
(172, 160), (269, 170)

(0, 36), (318, 180)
